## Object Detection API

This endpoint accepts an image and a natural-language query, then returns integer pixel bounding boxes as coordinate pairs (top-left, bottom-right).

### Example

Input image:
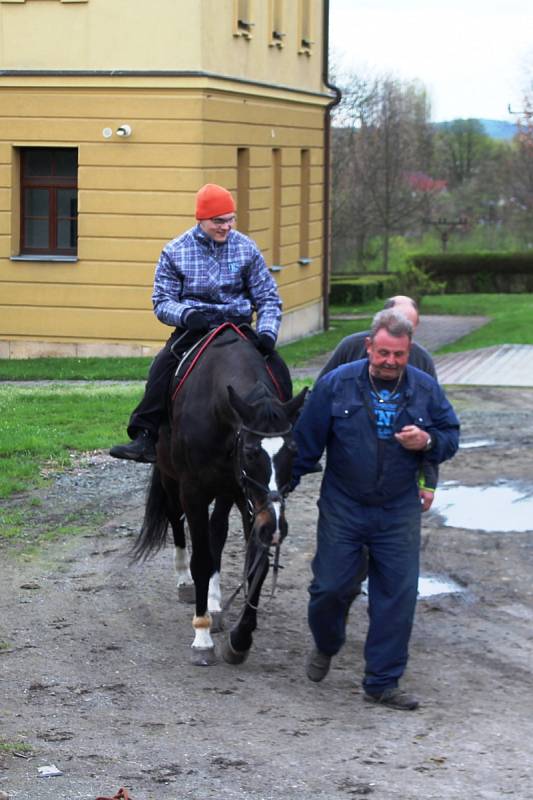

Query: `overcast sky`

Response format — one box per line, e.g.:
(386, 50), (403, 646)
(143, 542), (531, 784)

(329, 0), (533, 122)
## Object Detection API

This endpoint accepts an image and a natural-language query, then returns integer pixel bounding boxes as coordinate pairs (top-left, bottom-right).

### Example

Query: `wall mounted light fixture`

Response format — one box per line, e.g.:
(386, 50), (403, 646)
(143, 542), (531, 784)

(116, 124), (132, 137)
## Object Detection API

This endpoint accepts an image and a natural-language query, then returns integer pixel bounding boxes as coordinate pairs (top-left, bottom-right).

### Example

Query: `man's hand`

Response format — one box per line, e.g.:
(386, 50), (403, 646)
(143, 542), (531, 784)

(184, 310), (210, 332)
(419, 489), (434, 512)
(257, 333), (276, 355)
(394, 425), (430, 451)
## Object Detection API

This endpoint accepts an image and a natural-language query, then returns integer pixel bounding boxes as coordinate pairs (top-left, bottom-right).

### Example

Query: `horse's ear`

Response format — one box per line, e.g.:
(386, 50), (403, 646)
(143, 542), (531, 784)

(227, 385), (253, 423)
(283, 387), (308, 423)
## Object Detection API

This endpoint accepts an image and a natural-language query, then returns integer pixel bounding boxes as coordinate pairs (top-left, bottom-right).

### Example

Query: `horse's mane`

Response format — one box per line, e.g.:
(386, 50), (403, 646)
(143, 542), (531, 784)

(241, 380), (287, 430)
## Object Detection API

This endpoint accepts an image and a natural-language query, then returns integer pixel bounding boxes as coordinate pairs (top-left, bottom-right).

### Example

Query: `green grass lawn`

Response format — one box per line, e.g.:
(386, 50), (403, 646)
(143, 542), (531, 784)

(0, 383), (143, 499)
(420, 294), (533, 353)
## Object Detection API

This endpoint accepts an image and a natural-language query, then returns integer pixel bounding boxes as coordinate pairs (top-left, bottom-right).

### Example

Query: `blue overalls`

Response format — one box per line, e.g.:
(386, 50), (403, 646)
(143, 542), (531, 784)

(292, 360), (460, 693)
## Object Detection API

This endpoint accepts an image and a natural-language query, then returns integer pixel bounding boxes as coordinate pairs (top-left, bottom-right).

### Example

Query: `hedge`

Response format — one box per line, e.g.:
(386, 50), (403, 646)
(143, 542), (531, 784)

(329, 263), (443, 304)
(411, 253), (533, 293)
(329, 274), (400, 304)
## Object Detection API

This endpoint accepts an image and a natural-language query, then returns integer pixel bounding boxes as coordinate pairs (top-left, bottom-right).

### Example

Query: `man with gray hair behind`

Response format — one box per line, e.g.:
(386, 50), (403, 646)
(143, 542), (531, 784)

(290, 308), (460, 710)
(318, 295), (436, 381)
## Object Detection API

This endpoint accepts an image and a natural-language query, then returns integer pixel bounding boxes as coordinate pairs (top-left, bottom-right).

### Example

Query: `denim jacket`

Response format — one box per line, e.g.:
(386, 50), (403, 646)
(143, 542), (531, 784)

(292, 360), (460, 506)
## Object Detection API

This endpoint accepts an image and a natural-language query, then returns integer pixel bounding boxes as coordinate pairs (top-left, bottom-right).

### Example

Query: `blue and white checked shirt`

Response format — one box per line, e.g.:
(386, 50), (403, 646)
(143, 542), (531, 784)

(152, 225), (282, 339)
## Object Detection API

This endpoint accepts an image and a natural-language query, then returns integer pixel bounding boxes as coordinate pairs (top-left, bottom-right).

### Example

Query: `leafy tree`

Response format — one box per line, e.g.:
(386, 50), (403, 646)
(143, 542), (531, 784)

(432, 119), (496, 188)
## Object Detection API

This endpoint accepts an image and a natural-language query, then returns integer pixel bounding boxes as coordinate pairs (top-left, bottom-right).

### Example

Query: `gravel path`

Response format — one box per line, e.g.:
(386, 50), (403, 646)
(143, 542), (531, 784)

(1, 387), (533, 799)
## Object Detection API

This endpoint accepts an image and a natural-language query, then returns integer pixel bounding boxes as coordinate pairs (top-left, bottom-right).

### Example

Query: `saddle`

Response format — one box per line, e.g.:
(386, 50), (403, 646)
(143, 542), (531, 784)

(170, 323), (285, 402)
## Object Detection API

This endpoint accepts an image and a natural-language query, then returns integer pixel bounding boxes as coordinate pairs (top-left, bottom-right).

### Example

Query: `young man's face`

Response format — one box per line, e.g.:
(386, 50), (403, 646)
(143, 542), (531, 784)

(199, 214), (236, 243)
(366, 329), (411, 380)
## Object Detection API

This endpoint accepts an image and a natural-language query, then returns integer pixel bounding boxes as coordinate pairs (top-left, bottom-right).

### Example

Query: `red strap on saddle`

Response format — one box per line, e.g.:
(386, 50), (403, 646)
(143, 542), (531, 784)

(171, 322), (284, 402)
(95, 788), (131, 800)
(264, 363), (284, 401)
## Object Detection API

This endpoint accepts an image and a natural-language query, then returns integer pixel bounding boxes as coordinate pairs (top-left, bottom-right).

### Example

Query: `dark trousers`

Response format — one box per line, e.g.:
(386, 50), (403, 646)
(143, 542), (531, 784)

(128, 327), (292, 440)
(308, 487), (421, 693)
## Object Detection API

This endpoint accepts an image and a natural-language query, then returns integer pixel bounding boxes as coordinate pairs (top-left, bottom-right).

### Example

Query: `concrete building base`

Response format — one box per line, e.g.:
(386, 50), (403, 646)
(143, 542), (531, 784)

(0, 302), (324, 359)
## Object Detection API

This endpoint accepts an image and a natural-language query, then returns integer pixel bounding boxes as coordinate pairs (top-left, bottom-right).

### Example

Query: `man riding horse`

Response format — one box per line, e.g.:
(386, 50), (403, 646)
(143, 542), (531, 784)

(110, 182), (291, 463)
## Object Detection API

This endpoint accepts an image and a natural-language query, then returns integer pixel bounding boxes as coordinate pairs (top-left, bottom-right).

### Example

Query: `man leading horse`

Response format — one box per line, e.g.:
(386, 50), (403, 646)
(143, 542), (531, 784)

(110, 182), (291, 463)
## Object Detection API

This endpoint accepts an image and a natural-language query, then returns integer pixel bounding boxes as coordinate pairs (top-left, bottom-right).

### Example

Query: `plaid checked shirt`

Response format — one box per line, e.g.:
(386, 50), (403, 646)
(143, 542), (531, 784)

(152, 225), (282, 339)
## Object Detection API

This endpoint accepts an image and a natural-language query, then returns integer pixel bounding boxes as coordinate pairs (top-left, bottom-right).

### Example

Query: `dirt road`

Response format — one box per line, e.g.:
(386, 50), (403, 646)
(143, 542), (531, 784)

(1, 386), (533, 800)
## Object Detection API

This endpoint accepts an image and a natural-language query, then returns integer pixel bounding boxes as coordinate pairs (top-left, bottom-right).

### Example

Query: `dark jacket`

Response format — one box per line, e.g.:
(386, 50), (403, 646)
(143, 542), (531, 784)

(292, 360), (459, 506)
(318, 331), (436, 381)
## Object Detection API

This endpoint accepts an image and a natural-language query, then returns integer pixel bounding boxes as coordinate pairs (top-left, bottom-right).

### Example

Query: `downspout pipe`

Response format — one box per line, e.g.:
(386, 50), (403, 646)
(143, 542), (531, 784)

(322, 0), (342, 331)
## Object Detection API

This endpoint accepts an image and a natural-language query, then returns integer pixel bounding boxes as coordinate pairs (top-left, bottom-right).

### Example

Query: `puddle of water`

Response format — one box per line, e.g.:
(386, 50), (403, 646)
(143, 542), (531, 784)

(361, 574), (463, 599)
(417, 575), (463, 598)
(432, 482), (533, 532)
(459, 438), (496, 449)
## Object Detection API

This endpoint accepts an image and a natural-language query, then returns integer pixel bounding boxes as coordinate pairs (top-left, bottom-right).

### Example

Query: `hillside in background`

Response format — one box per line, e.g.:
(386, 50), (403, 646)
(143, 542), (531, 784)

(479, 119), (518, 140)
(436, 119), (518, 140)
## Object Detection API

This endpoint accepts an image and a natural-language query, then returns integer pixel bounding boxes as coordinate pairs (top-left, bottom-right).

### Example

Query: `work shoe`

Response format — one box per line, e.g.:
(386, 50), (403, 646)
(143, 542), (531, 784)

(109, 430), (156, 463)
(364, 687), (419, 711)
(306, 647), (332, 682)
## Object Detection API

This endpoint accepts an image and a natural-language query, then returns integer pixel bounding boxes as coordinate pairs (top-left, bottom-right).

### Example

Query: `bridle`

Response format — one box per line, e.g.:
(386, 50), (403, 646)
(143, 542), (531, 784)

(234, 423), (293, 518)
(223, 423), (294, 613)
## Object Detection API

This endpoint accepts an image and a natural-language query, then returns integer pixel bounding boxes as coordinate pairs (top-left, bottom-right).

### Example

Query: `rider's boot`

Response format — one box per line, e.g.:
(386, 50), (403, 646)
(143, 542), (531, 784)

(109, 429), (156, 463)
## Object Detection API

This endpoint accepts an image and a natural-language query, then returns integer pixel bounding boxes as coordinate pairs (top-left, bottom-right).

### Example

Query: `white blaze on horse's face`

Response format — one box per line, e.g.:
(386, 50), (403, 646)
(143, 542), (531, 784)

(261, 436), (285, 544)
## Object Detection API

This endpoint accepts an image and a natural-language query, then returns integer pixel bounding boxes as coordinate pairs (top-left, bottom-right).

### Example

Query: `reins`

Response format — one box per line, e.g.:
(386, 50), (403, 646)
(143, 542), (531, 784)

(221, 535), (282, 616)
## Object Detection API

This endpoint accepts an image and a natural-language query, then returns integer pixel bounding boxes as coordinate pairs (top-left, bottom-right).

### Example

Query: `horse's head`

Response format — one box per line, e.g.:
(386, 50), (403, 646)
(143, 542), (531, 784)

(228, 383), (307, 548)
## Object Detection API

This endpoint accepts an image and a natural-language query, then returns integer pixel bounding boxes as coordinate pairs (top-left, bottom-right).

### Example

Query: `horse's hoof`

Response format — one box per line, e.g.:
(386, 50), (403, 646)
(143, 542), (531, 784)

(210, 611), (225, 633)
(191, 646), (217, 667)
(178, 583), (196, 604)
(221, 637), (250, 665)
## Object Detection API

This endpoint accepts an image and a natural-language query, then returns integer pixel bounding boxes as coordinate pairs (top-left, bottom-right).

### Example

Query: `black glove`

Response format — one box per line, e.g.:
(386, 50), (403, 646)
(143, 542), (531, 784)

(257, 333), (276, 355)
(184, 310), (210, 333)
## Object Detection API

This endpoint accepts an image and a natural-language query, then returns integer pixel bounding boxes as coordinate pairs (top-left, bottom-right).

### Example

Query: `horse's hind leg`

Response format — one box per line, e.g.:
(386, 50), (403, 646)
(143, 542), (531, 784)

(207, 494), (233, 632)
(160, 474), (195, 603)
(171, 514), (195, 604)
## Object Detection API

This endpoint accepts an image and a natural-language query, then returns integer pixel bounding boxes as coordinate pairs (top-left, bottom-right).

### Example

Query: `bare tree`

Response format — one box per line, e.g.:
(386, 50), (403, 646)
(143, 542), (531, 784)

(332, 71), (433, 271)
(509, 95), (533, 244)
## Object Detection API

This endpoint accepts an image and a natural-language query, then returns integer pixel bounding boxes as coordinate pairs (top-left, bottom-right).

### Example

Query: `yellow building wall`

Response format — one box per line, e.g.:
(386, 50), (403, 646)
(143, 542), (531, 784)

(0, 0), (331, 357)
(0, 0), (324, 93)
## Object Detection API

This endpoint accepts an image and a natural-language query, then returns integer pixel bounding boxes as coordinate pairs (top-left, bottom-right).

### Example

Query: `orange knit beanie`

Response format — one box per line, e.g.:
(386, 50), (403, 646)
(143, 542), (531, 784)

(195, 184), (236, 220)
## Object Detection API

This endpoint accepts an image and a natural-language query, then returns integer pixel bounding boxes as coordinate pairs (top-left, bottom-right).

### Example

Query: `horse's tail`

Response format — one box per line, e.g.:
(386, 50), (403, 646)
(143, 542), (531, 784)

(131, 466), (169, 562)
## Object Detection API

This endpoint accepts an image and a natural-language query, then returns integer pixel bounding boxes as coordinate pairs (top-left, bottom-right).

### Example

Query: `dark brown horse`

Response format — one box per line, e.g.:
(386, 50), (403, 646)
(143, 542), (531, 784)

(133, 324), (306, 665)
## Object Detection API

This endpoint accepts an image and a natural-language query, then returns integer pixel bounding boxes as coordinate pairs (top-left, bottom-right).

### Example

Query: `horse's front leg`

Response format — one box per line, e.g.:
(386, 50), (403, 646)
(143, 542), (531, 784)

(182, 495), (216, 666)
(222, 536), (269, 665)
